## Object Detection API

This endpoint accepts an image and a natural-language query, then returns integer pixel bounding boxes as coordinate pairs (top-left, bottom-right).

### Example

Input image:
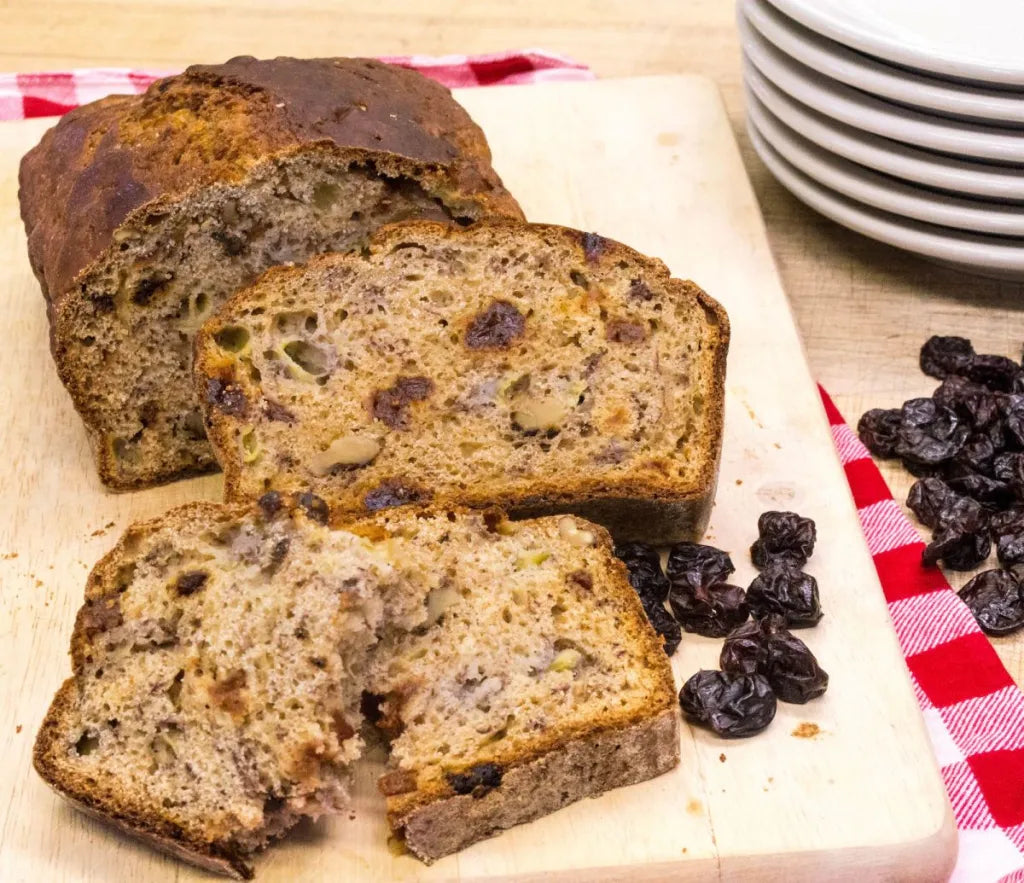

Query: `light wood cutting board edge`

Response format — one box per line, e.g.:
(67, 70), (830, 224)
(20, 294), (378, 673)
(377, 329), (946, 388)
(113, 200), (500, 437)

(0, 75), (957, 881)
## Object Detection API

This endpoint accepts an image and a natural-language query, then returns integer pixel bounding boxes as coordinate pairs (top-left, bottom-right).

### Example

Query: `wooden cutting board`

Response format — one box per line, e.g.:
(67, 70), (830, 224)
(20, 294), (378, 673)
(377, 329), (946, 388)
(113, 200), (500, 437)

(0, 75), (956, 881)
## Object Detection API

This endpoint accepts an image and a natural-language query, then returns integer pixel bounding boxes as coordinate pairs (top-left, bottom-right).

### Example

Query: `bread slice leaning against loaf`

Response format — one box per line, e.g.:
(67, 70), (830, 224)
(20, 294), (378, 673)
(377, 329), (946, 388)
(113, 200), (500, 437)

(196, 220), (729, 545)
(19, 56), (523, 491)
(35, 495), (679, 877)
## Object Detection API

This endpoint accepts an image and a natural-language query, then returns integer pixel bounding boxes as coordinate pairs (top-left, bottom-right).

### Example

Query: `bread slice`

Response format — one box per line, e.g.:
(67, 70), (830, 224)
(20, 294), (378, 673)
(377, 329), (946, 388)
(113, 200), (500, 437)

(19, 56), (523, 491)
(358, 507), (679, 862)
(33, 495), (418, 878)
(195, 220), (729, 544)
(36, 498), (678, 875)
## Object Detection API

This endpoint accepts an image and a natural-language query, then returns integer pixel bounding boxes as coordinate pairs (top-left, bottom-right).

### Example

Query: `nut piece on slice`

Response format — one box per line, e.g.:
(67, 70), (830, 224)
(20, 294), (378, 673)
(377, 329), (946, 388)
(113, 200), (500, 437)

(309, 434), (383, 476)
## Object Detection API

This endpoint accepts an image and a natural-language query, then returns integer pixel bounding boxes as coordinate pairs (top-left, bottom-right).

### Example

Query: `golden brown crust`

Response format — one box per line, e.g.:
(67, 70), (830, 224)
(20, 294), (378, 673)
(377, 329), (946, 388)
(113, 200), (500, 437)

(199, 219), (730, 544)
(394, 707), (680, 863)
(19, 57), (523, 492)
(34, 681), (253, 879)
(19, 56), (522, 307)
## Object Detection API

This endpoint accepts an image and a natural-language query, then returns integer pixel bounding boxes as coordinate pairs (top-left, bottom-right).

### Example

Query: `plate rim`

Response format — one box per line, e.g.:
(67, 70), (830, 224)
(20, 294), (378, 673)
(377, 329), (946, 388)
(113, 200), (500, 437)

(745, 88), (1024, 236)
(740, 13), (1024, 162)
(764, 0), (1024, 87)
(741, 0), (1024, 124)
(747, 116), (1024, 274)
(743, 62), (1024, 201)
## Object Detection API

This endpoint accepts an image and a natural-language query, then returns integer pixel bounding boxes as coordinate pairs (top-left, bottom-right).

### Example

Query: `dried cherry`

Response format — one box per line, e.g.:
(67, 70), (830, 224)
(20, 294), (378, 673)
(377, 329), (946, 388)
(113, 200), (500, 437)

(620, 555), (669, 605)
(679, 670), (776, 738)
(668, 582), (749, 638)
(665, 542), (735, 591)
(747, 561), (822, 628)
(613, 541), (661, 570)
(922, 525), (990, 571)
(857, 408), (902, 458)
(750, 511), (816, 567)
(919, 335), (974, 379)
(959, 569), (1024, 636)
(964, 354), (1021, 393)
(643, 598), (681, 656)
(894, 398), (968, 468)
(718, 620), (769, 675)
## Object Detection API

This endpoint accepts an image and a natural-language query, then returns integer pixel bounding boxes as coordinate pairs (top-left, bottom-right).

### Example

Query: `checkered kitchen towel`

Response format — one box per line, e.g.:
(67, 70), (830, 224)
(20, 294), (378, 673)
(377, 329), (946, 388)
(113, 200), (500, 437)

(3, 50), (1022, 882)
(823, 388), (1024, 882)
(0, 50), (593, 120)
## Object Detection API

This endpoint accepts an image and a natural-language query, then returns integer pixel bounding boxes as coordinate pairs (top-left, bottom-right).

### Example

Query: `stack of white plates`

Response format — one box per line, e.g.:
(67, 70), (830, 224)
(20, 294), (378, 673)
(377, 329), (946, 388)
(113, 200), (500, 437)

(738, 0), (1024, 278)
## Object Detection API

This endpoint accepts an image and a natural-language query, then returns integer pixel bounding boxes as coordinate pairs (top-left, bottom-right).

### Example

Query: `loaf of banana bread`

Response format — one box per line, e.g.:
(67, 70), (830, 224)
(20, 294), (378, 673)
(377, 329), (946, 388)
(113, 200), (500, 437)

(19, 56), (523, 491)
(35, 497), (678, 876)
(196, 220), (729, 544)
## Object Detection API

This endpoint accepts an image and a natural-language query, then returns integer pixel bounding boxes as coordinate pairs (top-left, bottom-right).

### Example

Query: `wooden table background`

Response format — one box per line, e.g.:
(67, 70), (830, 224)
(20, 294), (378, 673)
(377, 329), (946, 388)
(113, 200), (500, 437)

(3, 0), (1022, 681)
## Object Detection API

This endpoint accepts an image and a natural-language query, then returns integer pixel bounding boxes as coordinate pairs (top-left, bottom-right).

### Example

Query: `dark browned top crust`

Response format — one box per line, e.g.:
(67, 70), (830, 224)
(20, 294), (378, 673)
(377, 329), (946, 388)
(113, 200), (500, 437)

(19, 56), (522, 305)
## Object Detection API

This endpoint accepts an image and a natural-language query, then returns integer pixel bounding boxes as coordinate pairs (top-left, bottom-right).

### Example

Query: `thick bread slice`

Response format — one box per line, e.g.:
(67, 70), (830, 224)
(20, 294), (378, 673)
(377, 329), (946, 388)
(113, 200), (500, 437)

(356, 507), (679, 862)
(19, 56), (523, 491)
(34, 496), (416, 879)
(196, 220), (729, 544)
(37, 501), (678, 875)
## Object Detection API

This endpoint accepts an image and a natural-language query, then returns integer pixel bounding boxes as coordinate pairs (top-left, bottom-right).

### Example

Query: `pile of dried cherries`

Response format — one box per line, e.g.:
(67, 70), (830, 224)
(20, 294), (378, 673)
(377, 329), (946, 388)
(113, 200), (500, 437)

(859, 336), (1024, 637)
(614, 511), (828, 739)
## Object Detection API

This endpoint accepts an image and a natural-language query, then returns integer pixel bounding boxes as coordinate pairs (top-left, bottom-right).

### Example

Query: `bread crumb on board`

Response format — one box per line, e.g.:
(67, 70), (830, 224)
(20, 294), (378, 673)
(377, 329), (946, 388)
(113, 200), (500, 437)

(791, 722), (821, 739)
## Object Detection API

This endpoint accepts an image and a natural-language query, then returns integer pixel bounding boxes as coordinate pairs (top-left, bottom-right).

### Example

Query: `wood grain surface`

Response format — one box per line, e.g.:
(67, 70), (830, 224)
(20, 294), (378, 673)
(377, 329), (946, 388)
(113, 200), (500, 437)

(1, 0), (1019, 682)
(0, 76), (955, 880)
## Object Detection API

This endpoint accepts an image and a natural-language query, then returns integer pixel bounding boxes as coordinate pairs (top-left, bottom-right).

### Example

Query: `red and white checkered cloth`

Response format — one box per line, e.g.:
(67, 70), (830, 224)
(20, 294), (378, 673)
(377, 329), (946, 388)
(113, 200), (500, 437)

(824, 388), (1024, 882)
(0, 50), (593, 120)
(3, 51), (1023, 882)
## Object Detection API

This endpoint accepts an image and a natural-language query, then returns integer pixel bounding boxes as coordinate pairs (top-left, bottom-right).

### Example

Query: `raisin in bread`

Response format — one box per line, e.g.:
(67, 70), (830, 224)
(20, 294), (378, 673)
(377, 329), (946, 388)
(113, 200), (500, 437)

(195, 219), (729, 544)
(36, 499), (678, 876)
(19, 56), (523, 491)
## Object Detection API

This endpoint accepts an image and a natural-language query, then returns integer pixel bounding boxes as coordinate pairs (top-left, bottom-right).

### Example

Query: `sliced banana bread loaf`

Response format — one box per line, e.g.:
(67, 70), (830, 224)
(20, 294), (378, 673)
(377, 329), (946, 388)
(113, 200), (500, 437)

(36, 500), (678, 876)
(19, 56), (523, 491)
(196, 220), (729, 544)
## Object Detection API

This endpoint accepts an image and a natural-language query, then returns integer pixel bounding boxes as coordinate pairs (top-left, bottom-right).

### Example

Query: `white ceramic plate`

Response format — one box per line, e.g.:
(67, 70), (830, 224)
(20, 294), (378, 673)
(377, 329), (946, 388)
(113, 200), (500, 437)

(766, 0), (1024, 87)
(744, 62), (1024, 202)
(746, 90), (1024, 236)
(739, 14), (1024, 162)
(741, 0), (1024, 125)
(747, 118), (1024, 278)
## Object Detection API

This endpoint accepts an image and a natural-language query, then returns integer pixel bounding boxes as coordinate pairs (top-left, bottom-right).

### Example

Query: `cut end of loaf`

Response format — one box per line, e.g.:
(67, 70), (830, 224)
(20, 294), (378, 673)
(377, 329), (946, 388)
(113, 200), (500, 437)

(54, 158), (485, 491)
(36, 502), (678, 875)
(197, 220), (730, 543)
(20, 56), (524, 491)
